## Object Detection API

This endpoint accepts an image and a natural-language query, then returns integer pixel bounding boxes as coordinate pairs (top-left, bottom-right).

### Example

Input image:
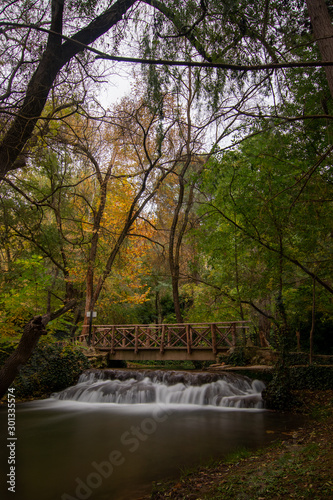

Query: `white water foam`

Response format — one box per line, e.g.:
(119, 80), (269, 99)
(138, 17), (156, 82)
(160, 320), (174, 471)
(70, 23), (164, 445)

(54, 370), (266, 409)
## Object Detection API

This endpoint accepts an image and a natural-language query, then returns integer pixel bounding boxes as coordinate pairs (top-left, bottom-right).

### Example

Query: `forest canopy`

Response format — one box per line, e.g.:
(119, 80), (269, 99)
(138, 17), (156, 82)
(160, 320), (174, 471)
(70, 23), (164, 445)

(0, 0), (333, 395)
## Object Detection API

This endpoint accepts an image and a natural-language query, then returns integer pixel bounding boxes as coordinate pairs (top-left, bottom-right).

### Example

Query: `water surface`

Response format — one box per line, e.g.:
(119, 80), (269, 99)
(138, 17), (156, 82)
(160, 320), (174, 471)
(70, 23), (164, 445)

(0, 398), (304, 500)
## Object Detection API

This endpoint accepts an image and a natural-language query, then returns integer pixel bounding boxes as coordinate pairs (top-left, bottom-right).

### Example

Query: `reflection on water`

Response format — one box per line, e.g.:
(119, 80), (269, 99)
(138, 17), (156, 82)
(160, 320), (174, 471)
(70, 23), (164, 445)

(0, 399), (305, 500)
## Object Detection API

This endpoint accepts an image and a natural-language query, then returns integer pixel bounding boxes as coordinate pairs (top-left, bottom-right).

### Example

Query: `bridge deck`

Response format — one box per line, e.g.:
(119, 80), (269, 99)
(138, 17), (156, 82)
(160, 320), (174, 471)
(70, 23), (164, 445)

(75, 321), (250, 361)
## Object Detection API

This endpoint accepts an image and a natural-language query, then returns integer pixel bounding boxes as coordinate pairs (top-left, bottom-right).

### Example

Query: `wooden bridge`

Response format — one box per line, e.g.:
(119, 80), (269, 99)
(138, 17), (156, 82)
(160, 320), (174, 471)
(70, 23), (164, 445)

(74, 321), (250, 361)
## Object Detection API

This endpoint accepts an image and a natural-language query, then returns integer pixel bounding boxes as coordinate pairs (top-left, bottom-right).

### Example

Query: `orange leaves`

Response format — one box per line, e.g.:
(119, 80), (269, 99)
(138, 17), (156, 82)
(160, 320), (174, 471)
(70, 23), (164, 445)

(101, 177), (134, 230)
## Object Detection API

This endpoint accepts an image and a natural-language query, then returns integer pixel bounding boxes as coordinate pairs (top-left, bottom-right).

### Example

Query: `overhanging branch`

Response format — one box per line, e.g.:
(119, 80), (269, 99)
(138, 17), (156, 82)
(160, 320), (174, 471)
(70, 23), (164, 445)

(1, 22), (333, 72)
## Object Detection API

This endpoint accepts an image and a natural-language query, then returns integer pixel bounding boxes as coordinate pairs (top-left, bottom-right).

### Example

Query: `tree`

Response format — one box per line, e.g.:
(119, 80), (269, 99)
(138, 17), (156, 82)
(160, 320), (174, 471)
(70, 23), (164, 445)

(0, 301), (76, 398)
(1, 0), (333, 397)
(195, 110), (333, 348)
(0, 87), (187, 396)
(0, 0), (138, 178)
(1, 0), (330, 180)
(306, 0), (333, 98)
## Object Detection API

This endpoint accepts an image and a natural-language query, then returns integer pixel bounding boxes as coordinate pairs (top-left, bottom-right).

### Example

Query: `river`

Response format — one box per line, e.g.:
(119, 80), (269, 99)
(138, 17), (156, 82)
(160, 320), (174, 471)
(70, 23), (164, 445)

(0, 370), (304, 500)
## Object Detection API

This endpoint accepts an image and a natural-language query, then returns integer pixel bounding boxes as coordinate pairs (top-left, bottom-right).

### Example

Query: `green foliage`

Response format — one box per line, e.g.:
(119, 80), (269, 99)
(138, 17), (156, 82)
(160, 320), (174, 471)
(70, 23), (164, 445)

(1, 0), (333, 365)
(289, 365), (333, 390)
(297, 312), (333, 355)
(262, 361), (294, 411)
(0, 337), (90, 399)
(0, 255), (52, 336)
(285, 352), (333, 366)
(224, 448), (252, 465)
(218, 347), (252, 367)
(103, 289), (194, 325)
(68, 0), (98, 16)
(193, 101), (333, 352)
(0, 339), (17, 366)
(263, 362), (333, 410)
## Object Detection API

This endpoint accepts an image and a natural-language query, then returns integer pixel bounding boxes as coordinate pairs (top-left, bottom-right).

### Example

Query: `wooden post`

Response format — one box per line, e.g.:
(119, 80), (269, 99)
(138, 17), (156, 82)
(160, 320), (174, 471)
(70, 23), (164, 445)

(111, 325), (115, 355)
(211, 323), (217, 355)
(101, 329), (106, 347)
(231, 323), (237, 346)
(135, 326), (139, 354)
(167, 326), (171, 347)
(186, 324), (191, 354)
(160, 325), (165, 354)
(242, 323), (246, 347)
(145, 328), (150, 347)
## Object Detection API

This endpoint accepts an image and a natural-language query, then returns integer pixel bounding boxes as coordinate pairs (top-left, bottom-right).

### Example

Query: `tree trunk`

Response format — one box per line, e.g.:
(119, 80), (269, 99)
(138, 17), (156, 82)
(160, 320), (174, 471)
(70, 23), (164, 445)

(309, 277), (316, 364)
(0, 316), (47, 399)
(258, 299), (272, 347)
(155, 289), (162, 324)
(0, 300), (76, 400)
(171, 270), (184, 323)
(82, 166), (112, 333)
(0, 0), (137, 179)
(306, 0), (333, 99)
(169, 174), (186, 323)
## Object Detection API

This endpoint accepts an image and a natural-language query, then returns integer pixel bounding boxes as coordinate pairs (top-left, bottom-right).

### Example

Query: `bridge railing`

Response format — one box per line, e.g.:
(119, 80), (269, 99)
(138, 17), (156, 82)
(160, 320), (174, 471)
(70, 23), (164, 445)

(73, 321), (250, 354)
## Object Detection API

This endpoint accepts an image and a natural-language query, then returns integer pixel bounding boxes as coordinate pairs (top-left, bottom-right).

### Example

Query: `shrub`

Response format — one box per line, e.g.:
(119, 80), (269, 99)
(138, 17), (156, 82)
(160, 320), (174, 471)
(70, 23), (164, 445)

(218, 347), (252, 367)
(289, 365), (333, 390)
(1, 337), (90, 399)
(262, 362), (333, 410)
(262, 361), (294, 411)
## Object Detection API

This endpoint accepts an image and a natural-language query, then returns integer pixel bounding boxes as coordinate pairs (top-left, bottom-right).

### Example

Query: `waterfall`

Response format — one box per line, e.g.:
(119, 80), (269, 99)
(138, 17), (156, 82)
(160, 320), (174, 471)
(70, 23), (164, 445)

(54, 369), (266, 409)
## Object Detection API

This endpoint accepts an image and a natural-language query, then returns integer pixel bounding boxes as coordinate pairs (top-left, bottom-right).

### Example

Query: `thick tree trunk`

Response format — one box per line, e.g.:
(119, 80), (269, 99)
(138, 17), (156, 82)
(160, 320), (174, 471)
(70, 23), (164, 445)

(169, 191), (185, 324)
(0, 53), (63, 178)
(0, 0), (137, 179)
(0, 299), (76, 400)
(0, 316), (47, 399)
(306, 0), (333, 99)
(171, 270), (184, 323)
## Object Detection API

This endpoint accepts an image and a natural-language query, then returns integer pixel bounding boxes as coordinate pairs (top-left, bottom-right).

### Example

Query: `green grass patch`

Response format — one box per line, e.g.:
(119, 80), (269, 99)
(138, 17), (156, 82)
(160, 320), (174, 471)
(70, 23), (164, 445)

(205, 441), (329, 499)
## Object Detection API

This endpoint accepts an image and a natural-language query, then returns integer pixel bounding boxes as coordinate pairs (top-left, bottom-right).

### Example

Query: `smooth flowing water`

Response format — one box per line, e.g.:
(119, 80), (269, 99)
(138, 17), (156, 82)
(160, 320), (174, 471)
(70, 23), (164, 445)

(56, 369), (266, 407)
(0, 370), (304, 500)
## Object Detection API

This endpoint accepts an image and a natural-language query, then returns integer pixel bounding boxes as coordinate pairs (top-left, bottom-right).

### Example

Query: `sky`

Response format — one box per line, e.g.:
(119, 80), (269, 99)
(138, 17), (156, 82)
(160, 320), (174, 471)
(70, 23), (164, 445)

(98, 64), (134, 108)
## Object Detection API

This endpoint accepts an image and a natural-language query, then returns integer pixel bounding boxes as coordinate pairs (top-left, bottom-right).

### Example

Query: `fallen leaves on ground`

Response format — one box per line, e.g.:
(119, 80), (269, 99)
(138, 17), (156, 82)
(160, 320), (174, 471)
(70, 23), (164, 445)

(145, 390), (333, 500)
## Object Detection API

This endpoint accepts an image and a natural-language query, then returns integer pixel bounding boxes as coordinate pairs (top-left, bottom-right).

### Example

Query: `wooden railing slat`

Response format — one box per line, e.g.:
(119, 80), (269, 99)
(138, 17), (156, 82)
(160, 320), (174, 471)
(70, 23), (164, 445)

(74, 321), (250, 355)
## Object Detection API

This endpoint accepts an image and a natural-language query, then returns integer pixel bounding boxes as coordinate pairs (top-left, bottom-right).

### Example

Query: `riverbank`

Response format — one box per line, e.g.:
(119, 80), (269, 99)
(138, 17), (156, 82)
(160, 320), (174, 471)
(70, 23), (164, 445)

(140, 390), (333, 500)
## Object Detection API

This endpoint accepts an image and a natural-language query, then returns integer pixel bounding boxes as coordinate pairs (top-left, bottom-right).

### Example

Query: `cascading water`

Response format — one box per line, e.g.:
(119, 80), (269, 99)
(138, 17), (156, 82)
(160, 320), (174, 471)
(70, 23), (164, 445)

(2, 371), (306, 500)
(54, 369), (266, 408)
